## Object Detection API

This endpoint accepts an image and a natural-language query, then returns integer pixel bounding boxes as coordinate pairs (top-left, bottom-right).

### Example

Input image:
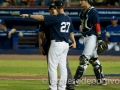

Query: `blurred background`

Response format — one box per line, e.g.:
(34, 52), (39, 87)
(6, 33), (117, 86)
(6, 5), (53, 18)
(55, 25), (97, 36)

(0, 0), (120, 55)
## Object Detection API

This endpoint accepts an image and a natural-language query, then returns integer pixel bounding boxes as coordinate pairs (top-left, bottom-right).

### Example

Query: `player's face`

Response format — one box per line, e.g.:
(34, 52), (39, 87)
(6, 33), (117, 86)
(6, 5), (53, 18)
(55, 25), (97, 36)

(49, 8), (57, 15)
(79, 0), (87, 7)
(111, 19), (118, 26)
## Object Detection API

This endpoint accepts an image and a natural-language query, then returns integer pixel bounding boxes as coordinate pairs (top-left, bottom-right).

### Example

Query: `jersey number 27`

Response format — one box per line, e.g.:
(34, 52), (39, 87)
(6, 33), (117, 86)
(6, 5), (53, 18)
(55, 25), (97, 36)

(60, 22), (70, 33)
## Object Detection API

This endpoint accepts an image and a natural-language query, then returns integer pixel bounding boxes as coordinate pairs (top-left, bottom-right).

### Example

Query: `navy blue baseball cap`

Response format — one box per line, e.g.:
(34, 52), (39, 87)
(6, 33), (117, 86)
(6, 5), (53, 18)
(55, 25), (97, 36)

(49, 3), (56, 10)
(0, 19), (5, 24)
(111, 16), (118, 20)
(55, 0), (64, 6)
(88, 0), (93, 3)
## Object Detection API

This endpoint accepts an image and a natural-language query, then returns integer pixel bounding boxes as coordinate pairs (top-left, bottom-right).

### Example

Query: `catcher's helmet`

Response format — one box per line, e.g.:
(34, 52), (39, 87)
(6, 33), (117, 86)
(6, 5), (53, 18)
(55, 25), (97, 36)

(88, 0), (93, 3)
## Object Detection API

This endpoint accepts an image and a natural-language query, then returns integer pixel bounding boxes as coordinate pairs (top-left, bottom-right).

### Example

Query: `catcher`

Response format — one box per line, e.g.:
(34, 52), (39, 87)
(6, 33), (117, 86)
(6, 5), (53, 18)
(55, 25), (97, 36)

(74, 0), (108, 86)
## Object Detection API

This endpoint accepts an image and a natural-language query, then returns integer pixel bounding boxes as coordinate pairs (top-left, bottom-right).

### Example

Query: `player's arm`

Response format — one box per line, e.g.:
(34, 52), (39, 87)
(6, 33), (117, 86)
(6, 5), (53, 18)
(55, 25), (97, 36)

(91, 10), (102, 41)
(8, 28), (16, 38)
(69, 23), (76, 48)
(69, 32), (76, 48)
(38, 31), (45, 54)
(38, 22), (46, 54)
(38, 32), (44, 47)
(90, 10), (101, 35)
(20, 14), (44, 21)
(94, 23), (102, 42)
(94, 23), (101, 35)
(20, 14), (56, 25)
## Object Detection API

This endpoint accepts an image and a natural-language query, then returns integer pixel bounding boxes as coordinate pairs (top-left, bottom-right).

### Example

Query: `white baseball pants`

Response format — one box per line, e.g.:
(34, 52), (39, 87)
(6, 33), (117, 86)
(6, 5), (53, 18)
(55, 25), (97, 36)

(48, 40), (69, 90)
(83, 35), (98, 59)
(108, 42), (120, 51)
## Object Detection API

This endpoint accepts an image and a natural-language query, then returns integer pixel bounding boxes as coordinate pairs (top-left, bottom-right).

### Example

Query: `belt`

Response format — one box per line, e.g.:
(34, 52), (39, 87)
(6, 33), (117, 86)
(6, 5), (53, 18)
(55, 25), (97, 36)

(55, 40), (64, 42)
(51, 39), (67, 43)
(83, 34), (93, 37)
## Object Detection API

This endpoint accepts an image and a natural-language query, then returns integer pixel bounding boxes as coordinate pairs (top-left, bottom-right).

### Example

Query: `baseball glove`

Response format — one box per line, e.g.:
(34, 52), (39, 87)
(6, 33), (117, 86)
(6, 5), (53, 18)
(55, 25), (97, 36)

(97, 40), (108, 55)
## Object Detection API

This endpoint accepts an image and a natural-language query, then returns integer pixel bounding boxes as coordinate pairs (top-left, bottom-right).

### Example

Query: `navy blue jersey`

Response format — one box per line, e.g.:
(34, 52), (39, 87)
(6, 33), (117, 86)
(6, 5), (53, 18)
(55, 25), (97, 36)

(79, 6), (100, 36)
(44, 14), (74, 43)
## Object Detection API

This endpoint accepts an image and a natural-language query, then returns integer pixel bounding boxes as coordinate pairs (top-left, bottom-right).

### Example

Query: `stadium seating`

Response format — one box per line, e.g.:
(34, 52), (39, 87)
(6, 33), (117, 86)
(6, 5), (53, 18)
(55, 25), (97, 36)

(5, 0), (11, 2)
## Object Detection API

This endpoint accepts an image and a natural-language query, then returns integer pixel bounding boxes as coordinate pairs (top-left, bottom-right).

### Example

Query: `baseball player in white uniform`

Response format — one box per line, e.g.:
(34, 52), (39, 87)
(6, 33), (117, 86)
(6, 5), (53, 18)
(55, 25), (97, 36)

(20, 1), (76, 90)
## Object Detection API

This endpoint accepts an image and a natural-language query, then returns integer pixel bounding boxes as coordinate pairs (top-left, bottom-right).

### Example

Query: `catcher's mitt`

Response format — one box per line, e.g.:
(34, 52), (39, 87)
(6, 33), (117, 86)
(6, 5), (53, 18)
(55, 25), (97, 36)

(97, 40), (108, 55)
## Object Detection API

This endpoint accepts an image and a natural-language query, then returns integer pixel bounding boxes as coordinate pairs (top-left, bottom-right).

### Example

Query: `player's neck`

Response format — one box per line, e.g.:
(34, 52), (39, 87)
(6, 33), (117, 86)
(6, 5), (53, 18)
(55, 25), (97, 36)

(84, 4), (91, 11)
(112, 24), (117, 27)
(58, 9), (64, 14)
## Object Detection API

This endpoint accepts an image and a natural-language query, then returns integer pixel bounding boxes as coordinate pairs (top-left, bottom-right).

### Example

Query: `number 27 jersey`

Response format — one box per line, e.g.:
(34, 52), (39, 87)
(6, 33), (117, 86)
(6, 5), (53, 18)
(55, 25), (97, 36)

(44, 14), (74, 43)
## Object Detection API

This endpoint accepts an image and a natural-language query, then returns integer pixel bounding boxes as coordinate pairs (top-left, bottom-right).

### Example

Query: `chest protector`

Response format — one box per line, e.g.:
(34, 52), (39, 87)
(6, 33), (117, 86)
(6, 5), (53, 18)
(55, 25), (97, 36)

(79, 6), (94, 32)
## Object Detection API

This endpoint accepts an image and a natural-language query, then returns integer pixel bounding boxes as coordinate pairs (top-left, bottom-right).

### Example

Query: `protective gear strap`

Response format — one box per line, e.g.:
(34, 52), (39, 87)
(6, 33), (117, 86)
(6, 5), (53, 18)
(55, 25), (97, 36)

(90, 59), (104, 83)
(74, 55), (89, 84)
(79, 55), (88, 65)
(93, 64), (102, 83)
(74, 66), (84, 84)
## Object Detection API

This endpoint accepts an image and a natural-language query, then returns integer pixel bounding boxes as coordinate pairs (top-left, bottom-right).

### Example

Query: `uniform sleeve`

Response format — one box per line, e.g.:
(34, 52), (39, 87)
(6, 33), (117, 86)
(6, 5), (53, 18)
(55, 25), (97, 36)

(90, 9), (101, 34)
(106, 26), (109, 31)
(106, 25), (112, 32)
(70, 22), (74, 33)
(90, 9), (100, 24)
(44, 15), (57, 25)
(67, 16), (74, 33)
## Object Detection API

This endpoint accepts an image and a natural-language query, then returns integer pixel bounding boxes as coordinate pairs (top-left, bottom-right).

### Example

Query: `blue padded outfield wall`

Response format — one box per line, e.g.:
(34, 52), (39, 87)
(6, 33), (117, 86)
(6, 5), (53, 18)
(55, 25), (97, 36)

(0, 6), (120, 55)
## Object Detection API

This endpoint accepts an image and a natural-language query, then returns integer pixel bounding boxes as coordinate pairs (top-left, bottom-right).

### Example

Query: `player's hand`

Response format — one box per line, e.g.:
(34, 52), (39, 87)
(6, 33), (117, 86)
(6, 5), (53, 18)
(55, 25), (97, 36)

(97, 35), (102, 43)
(8, 33), (11, 38)
(69, 42), (76, 48)
(18, 31), (23, 37)
(105, 32), (110, 37)
(20, 14), (29, 18)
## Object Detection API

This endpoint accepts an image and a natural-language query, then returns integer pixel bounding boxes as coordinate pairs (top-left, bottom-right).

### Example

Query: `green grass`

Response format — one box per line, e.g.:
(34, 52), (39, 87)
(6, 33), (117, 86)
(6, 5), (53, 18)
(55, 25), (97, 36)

(0, 59), (120, 90)
(0, 80), (119, 90)
(0, 60), (47, 76)
(0, 60), (119, 76)
(0, 80), (48, 90)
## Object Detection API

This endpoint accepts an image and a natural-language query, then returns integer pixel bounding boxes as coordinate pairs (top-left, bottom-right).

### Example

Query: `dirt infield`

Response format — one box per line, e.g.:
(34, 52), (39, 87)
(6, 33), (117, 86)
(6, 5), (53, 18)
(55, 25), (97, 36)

(0, 54), (120, 61)
(0, 54), (120, 80)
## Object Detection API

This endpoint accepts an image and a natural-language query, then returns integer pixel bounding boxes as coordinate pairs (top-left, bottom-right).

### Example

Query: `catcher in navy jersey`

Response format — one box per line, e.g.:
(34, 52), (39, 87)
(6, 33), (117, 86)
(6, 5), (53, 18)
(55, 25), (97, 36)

(74, 0), (107, 86)
(38, 3), (75, 90)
